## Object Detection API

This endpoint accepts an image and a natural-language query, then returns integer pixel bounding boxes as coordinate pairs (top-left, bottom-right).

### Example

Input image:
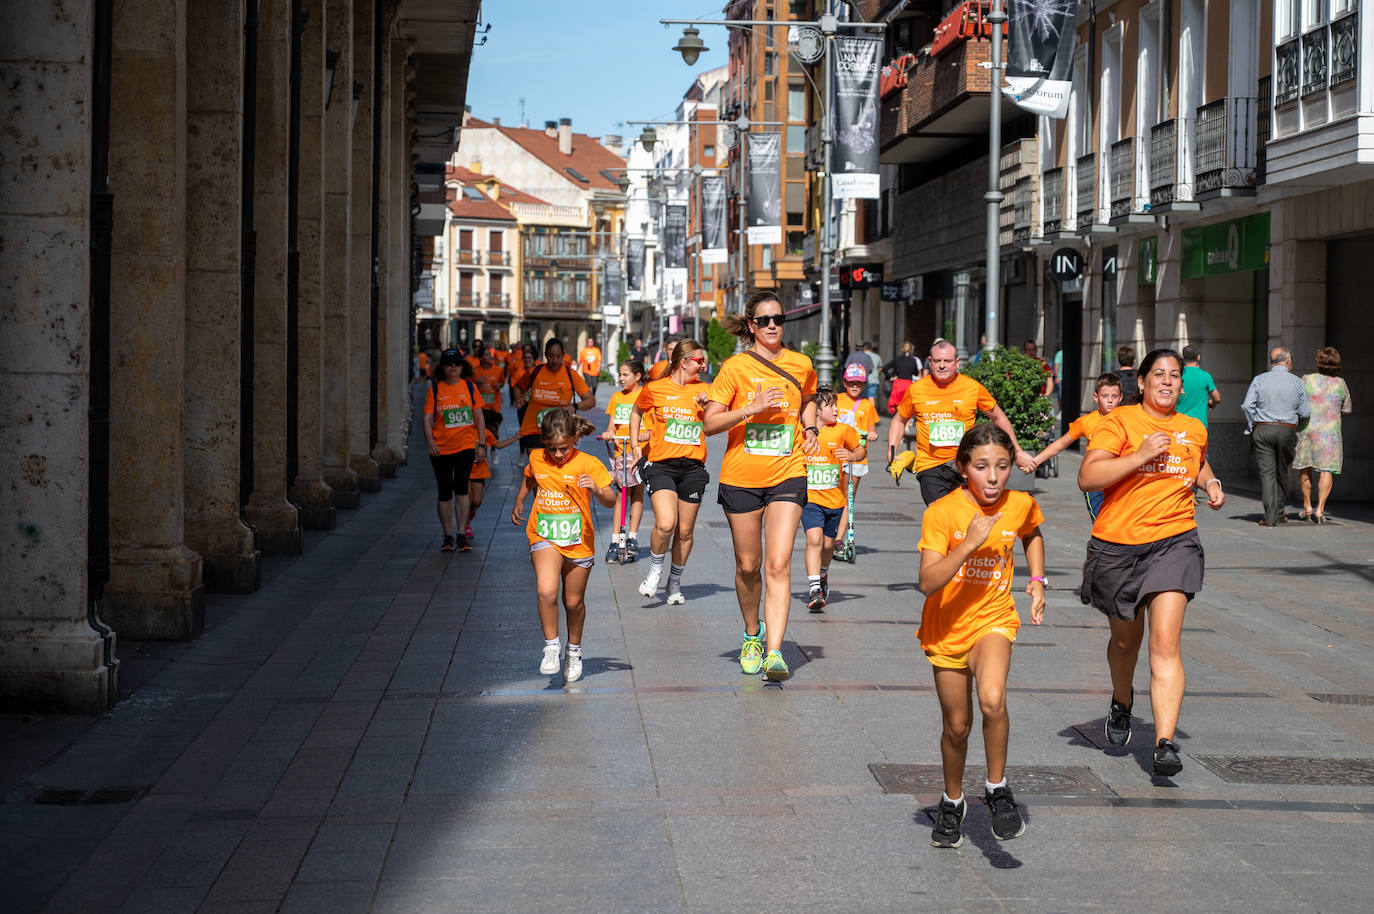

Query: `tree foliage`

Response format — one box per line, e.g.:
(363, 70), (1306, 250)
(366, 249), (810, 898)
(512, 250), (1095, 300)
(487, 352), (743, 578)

(705, 318), (736, 371)
(962, 346), (1055, 445)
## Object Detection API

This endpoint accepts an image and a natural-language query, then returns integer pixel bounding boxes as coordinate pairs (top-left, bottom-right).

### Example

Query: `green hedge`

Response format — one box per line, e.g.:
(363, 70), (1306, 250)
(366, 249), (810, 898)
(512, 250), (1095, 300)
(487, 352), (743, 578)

(961, 346), (1055, 445)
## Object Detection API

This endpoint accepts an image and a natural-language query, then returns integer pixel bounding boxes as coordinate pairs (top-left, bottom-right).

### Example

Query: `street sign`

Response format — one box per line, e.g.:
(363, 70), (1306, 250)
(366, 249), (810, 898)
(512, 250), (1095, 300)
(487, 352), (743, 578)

(1049, 247), (1083, 281)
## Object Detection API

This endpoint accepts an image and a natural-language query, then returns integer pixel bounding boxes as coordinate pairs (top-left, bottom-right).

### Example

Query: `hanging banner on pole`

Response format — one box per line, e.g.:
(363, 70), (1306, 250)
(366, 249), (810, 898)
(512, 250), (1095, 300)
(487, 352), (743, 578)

(700, 176), (728, 264)
(604, 261), (622, 310)
(746, 132), (782, 245)
(626, 238), (644, 293)
(664, 204), (688, 269)
(832, 36), (881, 199)
(1002, 0), (1079, 118)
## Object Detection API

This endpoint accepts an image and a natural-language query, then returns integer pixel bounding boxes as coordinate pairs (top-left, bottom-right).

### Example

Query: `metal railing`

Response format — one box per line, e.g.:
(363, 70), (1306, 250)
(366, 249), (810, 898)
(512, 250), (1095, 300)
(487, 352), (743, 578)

(1150, 119), (1193, 208)
(1109, 137), (1141, 219)
(486, 250), (511, 266)
(1332, 10), (1359, 86)
(1042, 167), (1064, 235)
(1076, 153), (1098, 228)
(1194, 97), (1258, 196)
(1302, 27), (1329, 96)
(457, 249), (481, 264)
(1257, 76), (1272, 184)
(1012, 176), (1035, 246)
(1275, 38), (1300, 105)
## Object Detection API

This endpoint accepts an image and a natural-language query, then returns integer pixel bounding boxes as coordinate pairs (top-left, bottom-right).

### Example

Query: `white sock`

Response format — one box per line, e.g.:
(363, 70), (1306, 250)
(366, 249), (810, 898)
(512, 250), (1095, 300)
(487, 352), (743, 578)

(820, 564), (830, 577)
(668, 562), (686, 583)
(985, 778), (1006, 793)
(567, 643), (581, 654)
(544, 637), (560, 649)
(650, 551), (666, 569)
(808, 574), (821, 588)
(942, 791), (965, 807)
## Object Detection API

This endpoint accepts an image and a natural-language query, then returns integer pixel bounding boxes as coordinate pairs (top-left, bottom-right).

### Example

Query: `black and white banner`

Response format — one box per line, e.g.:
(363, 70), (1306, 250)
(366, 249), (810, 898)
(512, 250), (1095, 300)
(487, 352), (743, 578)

(664, 204), (688, 269)
(626, 238), (644, 293)
(746, 132), (782, 245)
(603, 261), (622, 311)
(700, 176), (728, 264)
(1003, 0), (1079, 118)
(832, 36), (881, 199)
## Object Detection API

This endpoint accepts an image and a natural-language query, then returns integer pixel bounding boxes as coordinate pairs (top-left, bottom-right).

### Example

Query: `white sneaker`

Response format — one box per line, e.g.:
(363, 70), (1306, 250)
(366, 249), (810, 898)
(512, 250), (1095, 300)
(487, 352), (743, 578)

(638, 566), (662, 597)
(563, 647), (583, 683)
(665, 579), (685, 605)
(539, 643), (561, 675)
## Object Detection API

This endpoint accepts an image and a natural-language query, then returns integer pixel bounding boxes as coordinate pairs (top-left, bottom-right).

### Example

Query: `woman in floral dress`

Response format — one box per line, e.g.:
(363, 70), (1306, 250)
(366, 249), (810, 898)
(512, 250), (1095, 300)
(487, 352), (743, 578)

(1294, 346), (1353, 524)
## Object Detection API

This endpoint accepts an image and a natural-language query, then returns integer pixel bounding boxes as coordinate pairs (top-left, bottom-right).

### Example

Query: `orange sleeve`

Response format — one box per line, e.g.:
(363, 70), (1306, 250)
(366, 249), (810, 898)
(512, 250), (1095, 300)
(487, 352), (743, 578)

(976, 380), (997, 414)
(1066, 416), (1085, 440)
(571, 368), (591, 397)
(424, 385), (436, 414)
(917, 501), (951, 555)
(1020, 496), (1045, 536)
(1089, 412), (1128, 455)
(708, 360), (739, 406)
(635, 384), (656, 411)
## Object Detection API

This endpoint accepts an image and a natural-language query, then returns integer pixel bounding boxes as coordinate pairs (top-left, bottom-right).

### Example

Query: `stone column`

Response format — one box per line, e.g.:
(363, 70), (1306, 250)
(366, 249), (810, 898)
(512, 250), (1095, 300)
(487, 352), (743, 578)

(290, 0), (338, 529)
(386, 41), (412, 465)
(349, 0), (381, 491)
(370, 33), (397, 477)
(103, 0), (206, 639)
(321, 0), (360, 508)
(0, 2), (119, 711)
(245, 0), (304, 554)
(184, 0), (260, 594)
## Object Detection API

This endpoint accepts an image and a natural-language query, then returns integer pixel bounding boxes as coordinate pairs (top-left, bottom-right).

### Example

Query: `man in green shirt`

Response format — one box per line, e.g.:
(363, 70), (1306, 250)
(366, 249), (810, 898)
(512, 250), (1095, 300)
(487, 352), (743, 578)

(1178, 345), (1221, 426)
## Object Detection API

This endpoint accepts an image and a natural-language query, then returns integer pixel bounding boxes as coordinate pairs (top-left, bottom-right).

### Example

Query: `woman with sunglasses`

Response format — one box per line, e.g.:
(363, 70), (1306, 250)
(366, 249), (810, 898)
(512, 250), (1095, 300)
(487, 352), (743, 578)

(705, 293), (819, 682)
(629, 339), (713, 605)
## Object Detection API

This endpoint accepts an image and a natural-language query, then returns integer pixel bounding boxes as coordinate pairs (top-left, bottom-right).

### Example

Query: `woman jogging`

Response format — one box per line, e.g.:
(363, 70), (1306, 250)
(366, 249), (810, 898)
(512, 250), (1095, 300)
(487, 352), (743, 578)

(918, 424), (1045, 848)
(602, 359), (649, 562)
(514, 338), (594, 456)
(631, 340), (712, 606)
(423, 349), (488, 552)
(705, 292), (819, 682)
(510, 408), (616, 683)
(1078, 348), (1225, 777)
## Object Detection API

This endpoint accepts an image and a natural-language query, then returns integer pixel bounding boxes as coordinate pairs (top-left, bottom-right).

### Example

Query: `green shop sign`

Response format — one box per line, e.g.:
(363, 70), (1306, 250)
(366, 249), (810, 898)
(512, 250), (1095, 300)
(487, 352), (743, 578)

(1138, 236), (1157, 286)
(1181, 213), (1270, 279)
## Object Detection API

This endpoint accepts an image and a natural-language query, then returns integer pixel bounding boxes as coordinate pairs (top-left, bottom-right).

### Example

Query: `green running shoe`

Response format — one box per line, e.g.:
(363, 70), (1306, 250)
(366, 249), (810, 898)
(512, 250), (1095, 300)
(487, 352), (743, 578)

(761, 649), (790, 682)
(739, 633), (764, 674)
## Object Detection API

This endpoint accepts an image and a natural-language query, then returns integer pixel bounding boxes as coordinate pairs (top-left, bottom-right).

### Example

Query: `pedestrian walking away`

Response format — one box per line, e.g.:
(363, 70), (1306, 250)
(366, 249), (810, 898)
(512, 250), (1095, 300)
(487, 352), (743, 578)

(887, 338), (1036, 504)
(1241, 346), (1311, 526)
(631, 340), (713, 605)
(1030, 372), (1124, 519)
(705, 292), (819, 682)
(1294, 346), (1353, 524)
(883, 341), (923, 415)
(1116, 345), (1141, 404)
(513, 338), (596, 458)
(1078, 348), (1225, 777)
(1178, 345), (1221, 428)
(579, 337), (603, 395)
(836, 362), (879, 556)
(510, 409), (616, 684)
(423, 349), (488, 553)
(802, 387), (866, 611)
(918, 424), (1045, 848)
(601, 360), (649, 562)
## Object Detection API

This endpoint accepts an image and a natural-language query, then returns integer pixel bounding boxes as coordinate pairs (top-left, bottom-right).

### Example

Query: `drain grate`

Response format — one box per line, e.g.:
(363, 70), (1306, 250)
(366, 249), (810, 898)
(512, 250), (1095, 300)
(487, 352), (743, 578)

(1192, 756), (1374, 786)
(30, 785), (148, 806)
(869, 764), (1115, 797)
(1309, 693), (1374, 706)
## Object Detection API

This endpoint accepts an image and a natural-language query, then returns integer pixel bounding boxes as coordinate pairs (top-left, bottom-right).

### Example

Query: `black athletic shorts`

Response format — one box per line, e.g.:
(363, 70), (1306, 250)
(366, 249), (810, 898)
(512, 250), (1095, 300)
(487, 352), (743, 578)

(716, 476), (807, 514)
(1079, 528), (1205, 621)
(916, 460), (964, 506)
(430, 448), (476, 500)
(642, 458), (710, 504)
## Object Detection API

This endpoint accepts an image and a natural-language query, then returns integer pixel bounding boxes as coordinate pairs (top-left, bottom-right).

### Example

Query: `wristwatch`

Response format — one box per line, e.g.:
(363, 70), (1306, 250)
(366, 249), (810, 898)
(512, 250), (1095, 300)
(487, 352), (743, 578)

(804, 426), (819, 435)
(1029, 575), (1048, 587)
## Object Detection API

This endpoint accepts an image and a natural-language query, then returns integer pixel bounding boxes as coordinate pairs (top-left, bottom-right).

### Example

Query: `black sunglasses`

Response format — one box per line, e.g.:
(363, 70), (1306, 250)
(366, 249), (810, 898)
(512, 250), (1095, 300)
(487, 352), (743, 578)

(751, 313), (786, 327)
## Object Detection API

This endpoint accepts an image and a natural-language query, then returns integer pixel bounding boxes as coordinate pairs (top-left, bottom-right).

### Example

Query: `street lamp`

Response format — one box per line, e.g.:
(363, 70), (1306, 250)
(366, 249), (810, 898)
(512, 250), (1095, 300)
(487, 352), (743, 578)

(661, 9), (885, 385)
(638, 125), (658, 153)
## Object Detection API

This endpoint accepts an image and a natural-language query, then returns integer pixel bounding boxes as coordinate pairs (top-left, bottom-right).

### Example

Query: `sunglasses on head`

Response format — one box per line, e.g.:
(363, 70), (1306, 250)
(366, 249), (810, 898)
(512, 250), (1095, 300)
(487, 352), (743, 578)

(751, 313), (785, 327)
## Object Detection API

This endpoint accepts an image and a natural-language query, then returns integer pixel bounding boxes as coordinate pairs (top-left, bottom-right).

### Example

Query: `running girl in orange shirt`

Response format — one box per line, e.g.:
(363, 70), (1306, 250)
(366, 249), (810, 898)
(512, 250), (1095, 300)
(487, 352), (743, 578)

(1030, 372), (1123, 518)
(705, 292), (819, 682)
(466, 427), (519, 539)
(470, 344), (508, 435)
(631, 340), (712, 605)
(836, 362), (880, 548)
(510, 408), (616, 684)
(918, 424), (1045, 848)
(601, 360), (649, 563)
(423, 350), (488, 553)
(1078, 349), (1225, 777)
(802, 387), (865, 611)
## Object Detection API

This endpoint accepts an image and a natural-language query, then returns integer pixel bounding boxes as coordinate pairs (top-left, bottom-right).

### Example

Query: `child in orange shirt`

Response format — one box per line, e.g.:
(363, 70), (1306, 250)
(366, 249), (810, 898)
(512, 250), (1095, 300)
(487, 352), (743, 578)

(802, 387), (865, 611)
(510, 408), (616, 683)
(465, 428), (518, 538)
(918, 424), (1045, 849)
(601, 360), (649, 562)
(836, 363), (880, 550)
(1030, 372), (1123, 519)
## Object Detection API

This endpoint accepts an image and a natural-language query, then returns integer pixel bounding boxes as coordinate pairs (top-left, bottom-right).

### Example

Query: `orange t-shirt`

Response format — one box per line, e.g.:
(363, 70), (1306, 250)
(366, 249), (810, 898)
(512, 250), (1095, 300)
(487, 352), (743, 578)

(471, 429), (498, 481)
(1088, 404), (1207, 545)
(897, 374), (998, 472)
(648, 359), (670, 381)
(418, 352), (430, 377)
(708, 349), (818, 488)
(472, 361), (506, 411)
(804, 422), (861, 509)
(637, 377), (710, 463)
(424, 380), (480, 453)
(579, 346), (603, 377)
(917, 489), (1044, 656)
(1066, 409), (1109, 446)
(605, 387), (641, 458)
(518, 362), (591, 436)
(837, 393), (878, 467)
(523, 448), (611, 560)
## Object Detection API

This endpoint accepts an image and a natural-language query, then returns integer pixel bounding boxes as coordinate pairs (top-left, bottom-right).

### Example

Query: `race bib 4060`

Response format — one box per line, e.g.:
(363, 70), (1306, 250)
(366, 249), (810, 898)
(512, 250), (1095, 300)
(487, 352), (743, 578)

(663, 418), (703, 446)
(744, 421), (793, 456)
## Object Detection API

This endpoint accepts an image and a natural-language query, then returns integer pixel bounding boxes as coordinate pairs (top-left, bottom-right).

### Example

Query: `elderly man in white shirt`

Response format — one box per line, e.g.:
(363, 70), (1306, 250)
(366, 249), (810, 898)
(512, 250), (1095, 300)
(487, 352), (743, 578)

(1241, 346), (1311, 526)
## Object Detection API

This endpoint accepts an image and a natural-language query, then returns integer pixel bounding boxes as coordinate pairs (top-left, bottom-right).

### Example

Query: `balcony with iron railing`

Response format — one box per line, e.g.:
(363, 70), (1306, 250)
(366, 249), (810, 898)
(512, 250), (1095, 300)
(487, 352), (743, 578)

(457, 249), (481, 265)
(1000, 139), (1038, 248)
(486, 250), (512, 267)
(1041, 167), (1064, 236)
(1075, 153), (1113, 234)
(522, 297), (594, 318)
(1108, 136), (1152, 225)
(1193, 97), (1260, 199)
(1149, 118), (1199, 212)
(1011, 176), (1039, 247)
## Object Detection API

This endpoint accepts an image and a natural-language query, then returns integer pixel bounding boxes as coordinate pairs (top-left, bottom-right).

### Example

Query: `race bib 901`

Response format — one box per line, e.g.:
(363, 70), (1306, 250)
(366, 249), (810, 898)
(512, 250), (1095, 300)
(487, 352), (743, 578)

(443, 406), (474, 428)
(536, 512), (582, 547)
(744, 422), (793, 456)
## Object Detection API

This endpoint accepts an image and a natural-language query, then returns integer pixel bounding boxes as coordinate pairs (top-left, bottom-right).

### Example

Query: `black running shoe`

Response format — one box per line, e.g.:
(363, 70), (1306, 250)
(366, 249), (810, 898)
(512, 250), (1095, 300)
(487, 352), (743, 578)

(604, 542), (621, 564)
(982, 786), (1026, 840)
(456, 534), (471, 553)
(1153, 738), (1183, 776)
(929, 797), (966, 848)
(440, 535), (456, 552)
(807, 585), (825, 613)
(820, 572), (830, 601)
(1105, 691), (1133, 747)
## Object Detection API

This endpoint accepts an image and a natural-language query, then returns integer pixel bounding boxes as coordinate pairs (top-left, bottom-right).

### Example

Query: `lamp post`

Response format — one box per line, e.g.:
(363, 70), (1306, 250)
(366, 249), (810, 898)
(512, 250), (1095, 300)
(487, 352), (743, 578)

(661, 7), (885, 385)
(983, 0), (1006, 353)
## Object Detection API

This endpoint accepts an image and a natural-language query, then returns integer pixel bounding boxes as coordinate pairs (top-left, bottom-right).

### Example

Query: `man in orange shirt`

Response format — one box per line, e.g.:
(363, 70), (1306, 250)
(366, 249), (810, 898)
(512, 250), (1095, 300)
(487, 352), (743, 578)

(887, 338), (1036, 504)
(578, 337), (603, 395)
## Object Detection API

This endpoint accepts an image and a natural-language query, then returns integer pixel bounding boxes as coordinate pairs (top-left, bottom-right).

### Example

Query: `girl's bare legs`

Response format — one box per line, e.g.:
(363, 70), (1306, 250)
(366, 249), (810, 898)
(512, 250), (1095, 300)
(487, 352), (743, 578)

(672, 499), (701, 565)
(760, 501), (803, 654)
(561, 561), (591, 646)
(628, 484), (645, 539)
(804, 526), (825, 576)
(725, 509), (764, 636)
(932, 666), (973, 799)
(648, 489), (679, 557)
(967, 633), (1014, 784)
(532, 547), (567, 640)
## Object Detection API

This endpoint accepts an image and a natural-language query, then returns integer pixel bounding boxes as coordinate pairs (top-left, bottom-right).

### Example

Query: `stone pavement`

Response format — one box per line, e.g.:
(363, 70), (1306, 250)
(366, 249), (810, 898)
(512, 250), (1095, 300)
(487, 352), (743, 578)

(3, 387), (1374, 913)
